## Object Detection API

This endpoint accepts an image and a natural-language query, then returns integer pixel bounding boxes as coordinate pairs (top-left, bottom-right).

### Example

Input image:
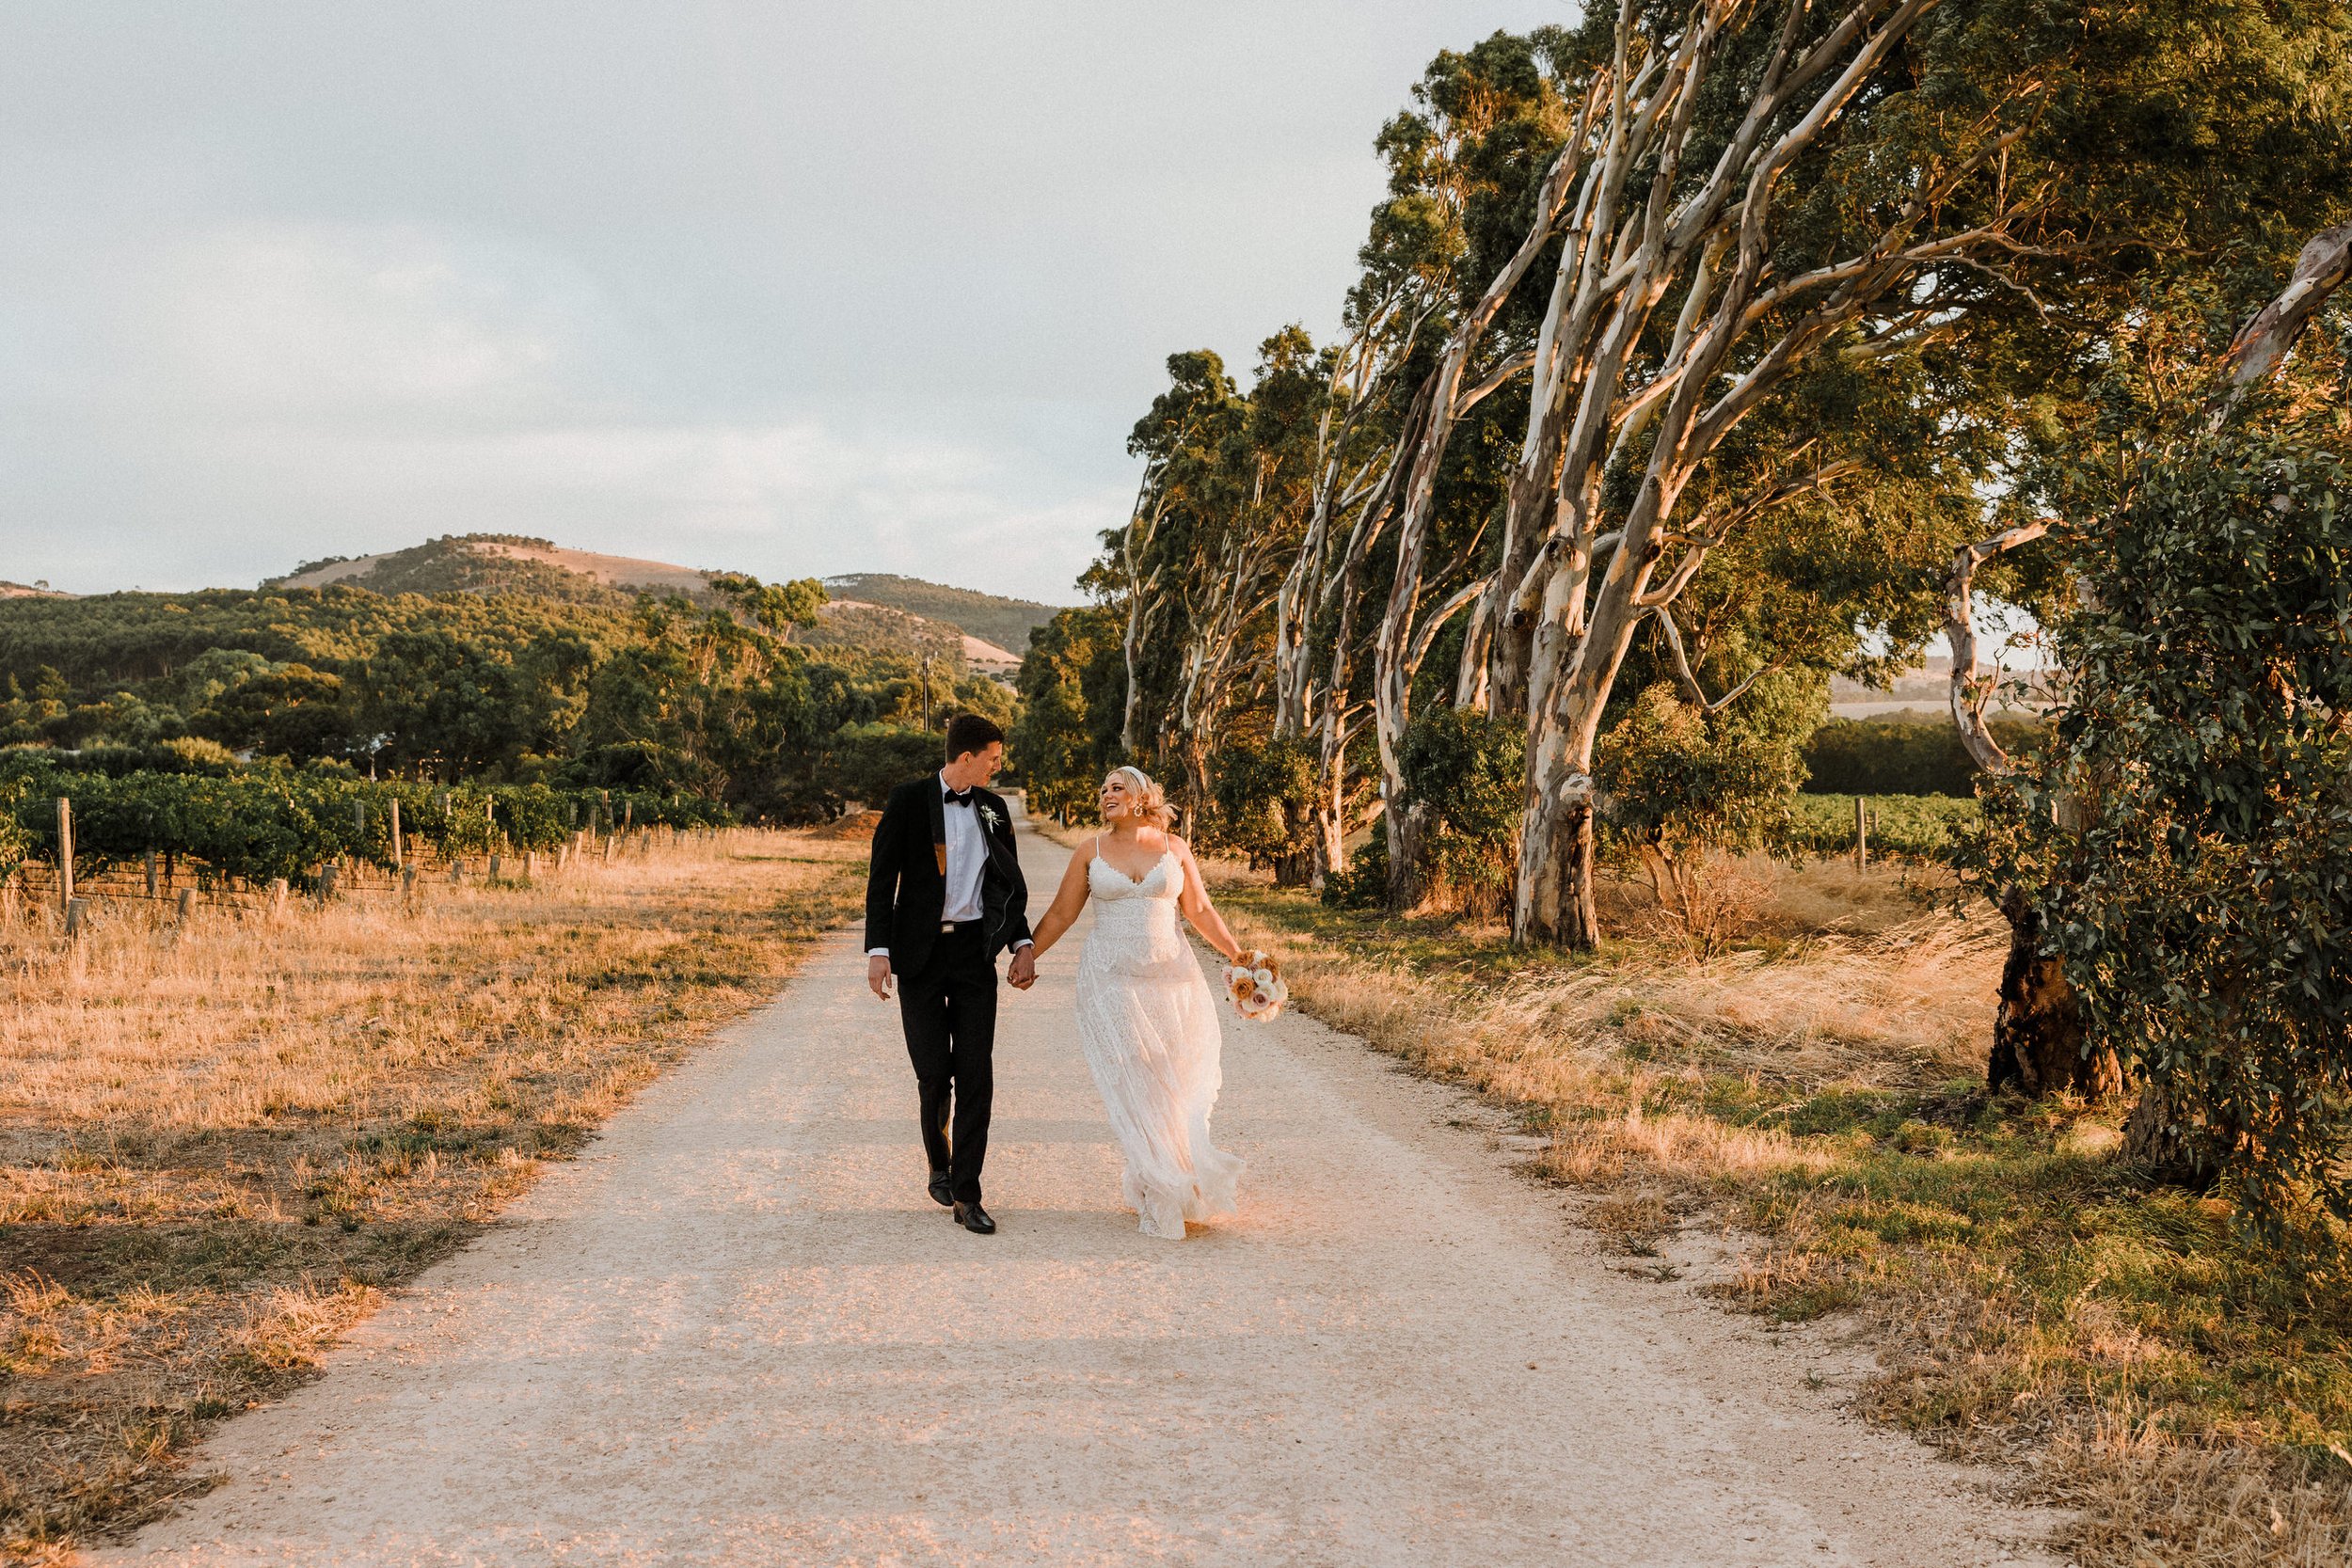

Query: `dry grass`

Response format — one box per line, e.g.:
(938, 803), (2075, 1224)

(0, 825), (866, 1557)
(1222, 858), (2352, 1567)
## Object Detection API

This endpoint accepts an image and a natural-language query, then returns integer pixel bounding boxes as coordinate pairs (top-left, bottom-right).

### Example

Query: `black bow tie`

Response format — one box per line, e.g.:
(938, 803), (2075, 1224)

(943, 786), (975, 806)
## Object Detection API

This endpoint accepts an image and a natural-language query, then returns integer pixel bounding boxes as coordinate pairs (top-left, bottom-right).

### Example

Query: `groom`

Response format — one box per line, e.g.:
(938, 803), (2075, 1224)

(864, 714), (1035, 1236)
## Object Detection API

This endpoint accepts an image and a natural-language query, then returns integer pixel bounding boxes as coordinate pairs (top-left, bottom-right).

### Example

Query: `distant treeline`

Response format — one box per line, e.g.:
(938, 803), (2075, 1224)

(1800, 713), (2045, 798)
(0, 579), (1011, 825)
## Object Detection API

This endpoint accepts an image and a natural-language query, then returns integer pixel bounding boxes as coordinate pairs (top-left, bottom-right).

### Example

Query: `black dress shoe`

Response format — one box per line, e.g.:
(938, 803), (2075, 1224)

(952, 1200), (997, 1235)
(928, 1171), (954, 1208)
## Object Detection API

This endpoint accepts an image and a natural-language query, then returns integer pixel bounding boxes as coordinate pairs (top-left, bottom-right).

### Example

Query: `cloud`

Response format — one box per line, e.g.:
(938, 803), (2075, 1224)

(127, 222), (593, 419)
(186, 415), (1120, 594)
(0, 4), (1565, 600)
(8, 219), (1116, 597)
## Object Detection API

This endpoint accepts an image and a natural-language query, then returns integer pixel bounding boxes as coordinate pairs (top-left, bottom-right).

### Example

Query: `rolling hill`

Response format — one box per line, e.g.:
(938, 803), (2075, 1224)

(819, 574), (1059, 657)
(261, 536), (1051, 669)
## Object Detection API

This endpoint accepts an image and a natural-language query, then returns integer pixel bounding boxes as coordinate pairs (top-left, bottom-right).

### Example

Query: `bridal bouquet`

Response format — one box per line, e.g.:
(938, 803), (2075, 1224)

(1224, 949), (1288, 1022)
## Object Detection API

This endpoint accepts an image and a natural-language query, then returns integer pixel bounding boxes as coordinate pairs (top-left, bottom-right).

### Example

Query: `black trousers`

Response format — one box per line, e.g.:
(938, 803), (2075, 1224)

(898, 923), (996, 1204)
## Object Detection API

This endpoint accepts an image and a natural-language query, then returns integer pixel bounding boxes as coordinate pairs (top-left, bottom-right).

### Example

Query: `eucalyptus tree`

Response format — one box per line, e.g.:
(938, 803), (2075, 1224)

(1474, 0), (2352, 947)
(1104, 336), (1326, 818)
(1344, 32), (1600, 907)
(1112, 351), (1239, 760)
(1266, 150), (1462, 879)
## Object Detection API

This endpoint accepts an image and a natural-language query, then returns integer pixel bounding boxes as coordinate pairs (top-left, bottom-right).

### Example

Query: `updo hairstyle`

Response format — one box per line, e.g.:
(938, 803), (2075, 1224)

(1103, 766), (1175, 830)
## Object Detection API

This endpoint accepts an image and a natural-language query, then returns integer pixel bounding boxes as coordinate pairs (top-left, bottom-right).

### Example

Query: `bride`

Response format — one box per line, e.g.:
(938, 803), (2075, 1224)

(1025, 766), (1247, 1239)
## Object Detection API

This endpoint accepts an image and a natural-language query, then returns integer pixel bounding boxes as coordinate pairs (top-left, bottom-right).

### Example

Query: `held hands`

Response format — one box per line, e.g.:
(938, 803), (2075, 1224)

(866, 954), (893, 1000)
(1007, 945), (1038, 990)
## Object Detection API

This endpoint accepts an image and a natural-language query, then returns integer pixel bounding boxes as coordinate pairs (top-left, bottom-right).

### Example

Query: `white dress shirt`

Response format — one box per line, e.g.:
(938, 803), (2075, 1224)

(939, 772), (986, 923)
(868, 772), (1030, 959)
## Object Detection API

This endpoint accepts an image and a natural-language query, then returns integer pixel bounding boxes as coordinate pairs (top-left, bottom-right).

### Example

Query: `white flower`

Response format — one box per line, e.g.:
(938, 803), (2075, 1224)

(979, 804), (1001, 831)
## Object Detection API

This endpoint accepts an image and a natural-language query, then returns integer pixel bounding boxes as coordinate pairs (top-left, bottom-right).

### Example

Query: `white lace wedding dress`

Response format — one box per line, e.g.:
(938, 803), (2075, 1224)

(1074, 840), (1244, 1239)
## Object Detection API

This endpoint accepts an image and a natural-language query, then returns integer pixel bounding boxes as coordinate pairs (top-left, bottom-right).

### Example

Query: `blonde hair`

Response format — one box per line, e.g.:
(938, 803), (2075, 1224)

(1102, 766), (1174, 830)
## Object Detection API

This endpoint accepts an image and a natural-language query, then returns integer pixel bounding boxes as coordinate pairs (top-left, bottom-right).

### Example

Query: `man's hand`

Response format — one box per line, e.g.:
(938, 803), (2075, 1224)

(866, 954), (894, 1000)
(1007, 946), (1038, 990)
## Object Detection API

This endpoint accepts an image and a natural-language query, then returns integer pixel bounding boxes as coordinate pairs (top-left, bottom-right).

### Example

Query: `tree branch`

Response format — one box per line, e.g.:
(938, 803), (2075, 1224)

(1946, 519), (2048, 773)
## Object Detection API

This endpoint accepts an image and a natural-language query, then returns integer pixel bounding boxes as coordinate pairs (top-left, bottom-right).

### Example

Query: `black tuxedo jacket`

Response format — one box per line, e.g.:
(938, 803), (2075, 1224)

(864, 775), (1032, 972)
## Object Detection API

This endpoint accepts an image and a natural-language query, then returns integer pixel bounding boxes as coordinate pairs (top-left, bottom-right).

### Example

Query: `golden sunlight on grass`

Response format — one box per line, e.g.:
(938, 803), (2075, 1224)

(0, 826), (866, 1556)
(1220, 857), (2352, 1568)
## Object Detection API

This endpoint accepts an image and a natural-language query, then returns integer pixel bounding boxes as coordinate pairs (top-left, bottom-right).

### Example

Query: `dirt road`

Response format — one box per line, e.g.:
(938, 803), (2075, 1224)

(99, 818), (2057, 1566)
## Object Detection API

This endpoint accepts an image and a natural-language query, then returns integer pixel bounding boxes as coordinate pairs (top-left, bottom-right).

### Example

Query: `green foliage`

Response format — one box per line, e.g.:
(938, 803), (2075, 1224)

(1207, 736), (1319, 877)
(0, 749), (723, 890)
(1977, 395), (2352, 1230)
(1598, 677), (1821, 864)
(1804, 713), (2047, 798)
(1400, 705), (1526, 915)
(810, 725), (945, 816)
(1010, 606), (1123, 821)
(0, 584), (630, 689)
(1321, 817), (1390, 911)
(0, 566), (992, 825)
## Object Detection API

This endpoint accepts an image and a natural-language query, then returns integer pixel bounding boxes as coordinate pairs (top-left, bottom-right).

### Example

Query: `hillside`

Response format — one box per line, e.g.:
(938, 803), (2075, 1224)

(261, 539), (1039, 669)
(806, 601), (1021, 674)
(271, 536), (695, 603)
(820, 573), (1059, 657)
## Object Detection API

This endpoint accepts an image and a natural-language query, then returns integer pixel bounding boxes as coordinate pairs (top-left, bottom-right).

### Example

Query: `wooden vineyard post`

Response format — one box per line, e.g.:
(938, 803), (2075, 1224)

(525, 850), (538, 882)
(145, 849), (160, 900)
(177, 888), (197, 922)
(268, 879), (289, 913)
(450, 859), (465, 885)
(1854, 797), (1868, 871)
(389, 799), (404, 870)
(401, 866), (417, 906)
(64, 897), (87, 938)
(488, 853), (502, 882)
(318, 863), (339, 902)
(56, 797), (72, 913)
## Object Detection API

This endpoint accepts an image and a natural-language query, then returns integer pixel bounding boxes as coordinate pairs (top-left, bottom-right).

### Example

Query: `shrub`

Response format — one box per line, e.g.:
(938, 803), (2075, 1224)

(1321, 816), (1389, 910)
(1976, 398), (2352, 1230)
(1398, 706), (1524, 916)
(1597, 674), (1820, 950)
(1207, 736), (1318, 882)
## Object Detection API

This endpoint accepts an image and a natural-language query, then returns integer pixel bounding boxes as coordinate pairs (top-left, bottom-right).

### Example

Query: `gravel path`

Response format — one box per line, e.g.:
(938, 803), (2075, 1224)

(98, 817), (2059, 1567)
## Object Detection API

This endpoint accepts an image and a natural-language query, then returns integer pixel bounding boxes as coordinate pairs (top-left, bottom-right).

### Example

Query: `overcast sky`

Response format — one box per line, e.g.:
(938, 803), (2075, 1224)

(0, 2), (1565, 604)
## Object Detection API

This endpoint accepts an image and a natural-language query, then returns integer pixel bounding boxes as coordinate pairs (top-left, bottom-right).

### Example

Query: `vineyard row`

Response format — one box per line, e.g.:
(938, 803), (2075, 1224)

(0, 767), (733, 891)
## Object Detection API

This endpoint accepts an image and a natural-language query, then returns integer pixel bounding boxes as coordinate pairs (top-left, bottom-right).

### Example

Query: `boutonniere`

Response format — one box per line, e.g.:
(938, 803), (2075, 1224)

(979, 803), (1002, 832)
